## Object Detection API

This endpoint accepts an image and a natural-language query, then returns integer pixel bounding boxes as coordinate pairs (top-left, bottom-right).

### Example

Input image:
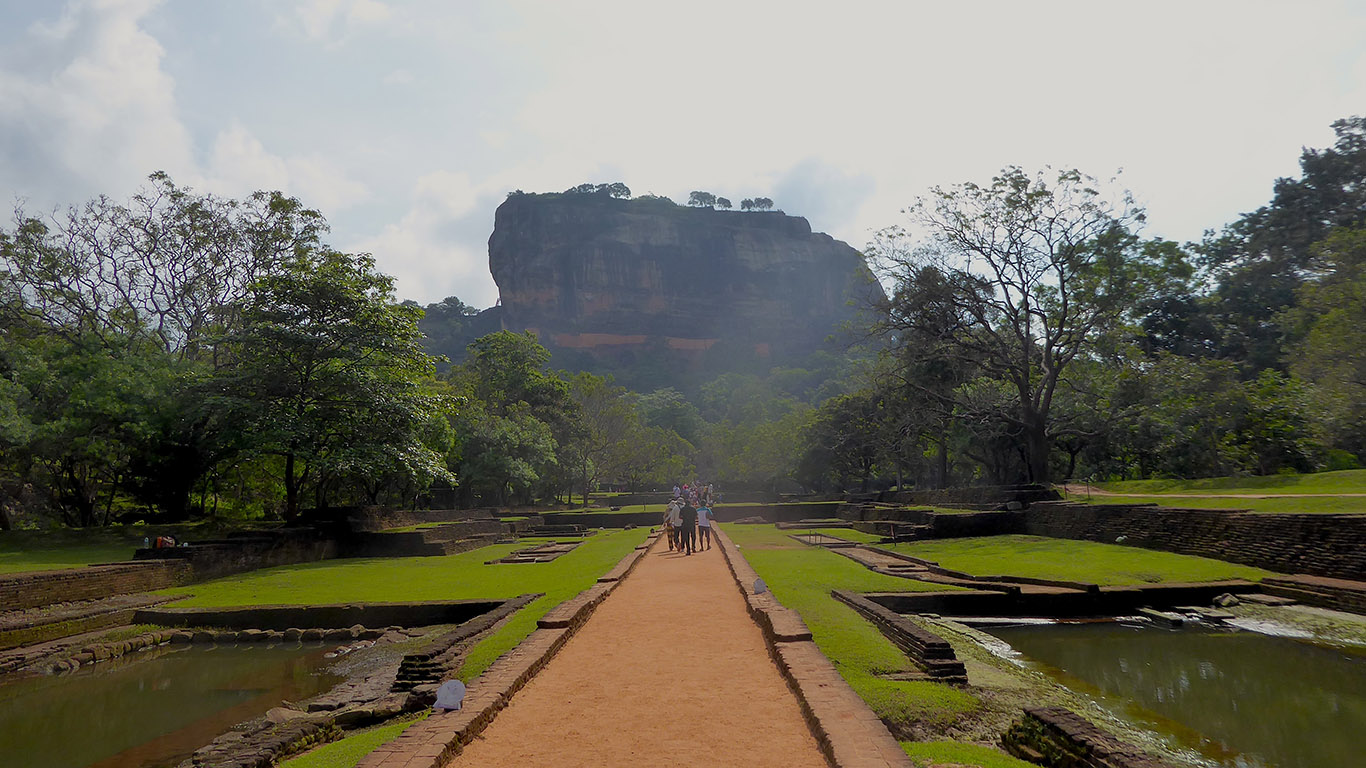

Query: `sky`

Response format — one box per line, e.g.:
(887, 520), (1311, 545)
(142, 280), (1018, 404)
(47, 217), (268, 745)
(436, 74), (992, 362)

(2, 0), (1365, 309)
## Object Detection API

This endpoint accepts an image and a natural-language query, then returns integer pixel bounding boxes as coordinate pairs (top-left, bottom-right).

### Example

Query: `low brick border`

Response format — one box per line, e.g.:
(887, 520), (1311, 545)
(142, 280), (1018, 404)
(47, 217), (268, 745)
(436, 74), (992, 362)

(0, 560), (191, 612)
(355, 532), (660, 768)
(1003, 706), (1176, 768)
(1262, 574), (1366, 615)
(45, 625), (387, 674)
(830, 590), (967, 683)
(712, 526), (912, 768)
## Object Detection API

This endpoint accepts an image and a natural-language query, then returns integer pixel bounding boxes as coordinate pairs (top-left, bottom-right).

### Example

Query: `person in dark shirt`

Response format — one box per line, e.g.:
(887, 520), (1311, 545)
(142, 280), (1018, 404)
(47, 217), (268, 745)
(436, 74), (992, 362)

(679, 501), (697, 555)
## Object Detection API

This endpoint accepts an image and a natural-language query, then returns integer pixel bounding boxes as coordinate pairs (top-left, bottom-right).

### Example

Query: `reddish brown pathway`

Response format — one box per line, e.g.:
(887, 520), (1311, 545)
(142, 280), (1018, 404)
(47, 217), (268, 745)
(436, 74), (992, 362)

(447, 536), (827, 768)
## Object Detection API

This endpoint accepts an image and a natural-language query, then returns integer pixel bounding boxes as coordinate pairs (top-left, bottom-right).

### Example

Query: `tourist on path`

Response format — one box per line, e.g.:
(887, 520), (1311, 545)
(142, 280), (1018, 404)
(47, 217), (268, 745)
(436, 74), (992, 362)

(696, 503), (713, 550)
(679, 500), (697, 555)
(665, 498), (683, 552)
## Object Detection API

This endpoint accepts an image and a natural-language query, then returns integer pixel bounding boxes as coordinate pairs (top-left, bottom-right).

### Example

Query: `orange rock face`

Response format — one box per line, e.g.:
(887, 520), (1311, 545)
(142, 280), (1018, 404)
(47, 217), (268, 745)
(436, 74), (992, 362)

(489, 192), (883, 369)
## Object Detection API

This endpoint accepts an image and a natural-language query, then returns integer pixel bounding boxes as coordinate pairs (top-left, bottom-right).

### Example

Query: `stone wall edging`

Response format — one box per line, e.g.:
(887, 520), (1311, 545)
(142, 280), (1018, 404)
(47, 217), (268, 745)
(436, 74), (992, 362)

(0, 560), (192, 612)
(830, 589), (967, 683)
(354, 531), (656, 768)
(0, 607), (138, 654)
(47, 626), (385, 675)
(1027, 501), (1366, 581)
(134, 599), (505, 632)
(712, 526), (913, 768)
(1003, 706), (1176, 768)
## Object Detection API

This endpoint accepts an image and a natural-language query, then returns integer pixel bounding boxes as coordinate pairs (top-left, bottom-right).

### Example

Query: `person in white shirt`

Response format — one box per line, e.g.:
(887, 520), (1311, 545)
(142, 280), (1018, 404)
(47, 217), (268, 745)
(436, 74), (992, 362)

(665, 498), (683, 551)
(696, 504), (713, 550)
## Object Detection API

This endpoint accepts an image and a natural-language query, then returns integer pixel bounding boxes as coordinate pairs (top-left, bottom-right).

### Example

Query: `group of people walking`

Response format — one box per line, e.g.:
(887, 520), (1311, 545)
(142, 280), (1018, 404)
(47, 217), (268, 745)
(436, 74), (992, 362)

(663, 482), (716, 556)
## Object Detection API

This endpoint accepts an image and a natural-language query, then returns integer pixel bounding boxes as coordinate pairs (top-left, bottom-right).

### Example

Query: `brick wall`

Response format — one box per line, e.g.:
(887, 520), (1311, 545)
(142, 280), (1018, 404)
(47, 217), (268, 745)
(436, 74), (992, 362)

(135, 528), (338, 582)
(1003, 707), (1174, 768)
(1026, 502), (1366, 581)
(0, 561), (191, 611)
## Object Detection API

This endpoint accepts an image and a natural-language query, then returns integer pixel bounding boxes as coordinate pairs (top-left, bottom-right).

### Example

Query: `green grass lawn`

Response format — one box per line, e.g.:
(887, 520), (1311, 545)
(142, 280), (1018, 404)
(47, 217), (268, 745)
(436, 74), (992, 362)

(160, 528), (647, 682)
(1094, 468), (1366, 495)
(723, 524), (980, 733)
(885, 535), (1273, 585)
(1075, 493), (1366, 514)
(0, 522), (273, 574)
(0, 539), (138, 574)
(901, 741), (1035, 768)
(281, 716), (421, 768)
(792, 527), (887, 544)
(198, 530), (645, 768)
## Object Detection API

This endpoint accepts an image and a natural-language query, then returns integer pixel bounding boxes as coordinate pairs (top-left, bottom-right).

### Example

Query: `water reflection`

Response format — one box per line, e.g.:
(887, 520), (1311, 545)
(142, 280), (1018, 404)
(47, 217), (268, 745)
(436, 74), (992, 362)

(988, 623), (1366, 768)
(0, 643), (340, 768)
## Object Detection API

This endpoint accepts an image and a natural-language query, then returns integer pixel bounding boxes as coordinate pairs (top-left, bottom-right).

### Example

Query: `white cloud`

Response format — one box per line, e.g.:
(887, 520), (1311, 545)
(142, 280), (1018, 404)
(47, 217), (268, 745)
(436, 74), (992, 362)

(0, 0), (195, 205)
(352, 171), (500, 308)
(290, 0), (392, 42)
(5, 0), (1366, 307)
(206, 123), (369, 213)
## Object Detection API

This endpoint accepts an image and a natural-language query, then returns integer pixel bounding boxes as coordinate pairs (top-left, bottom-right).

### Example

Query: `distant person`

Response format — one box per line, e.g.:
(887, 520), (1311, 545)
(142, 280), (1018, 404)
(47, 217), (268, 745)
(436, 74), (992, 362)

(672, 483), (681, 498)
(680, 500), (698, 555)
(696, 503), (713, 550)
(666, 498), (683, 551)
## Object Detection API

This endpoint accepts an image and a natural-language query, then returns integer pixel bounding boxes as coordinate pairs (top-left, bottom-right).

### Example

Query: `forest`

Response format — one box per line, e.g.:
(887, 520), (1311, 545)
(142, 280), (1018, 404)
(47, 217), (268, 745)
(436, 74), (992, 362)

(2, 117), (1364, 526)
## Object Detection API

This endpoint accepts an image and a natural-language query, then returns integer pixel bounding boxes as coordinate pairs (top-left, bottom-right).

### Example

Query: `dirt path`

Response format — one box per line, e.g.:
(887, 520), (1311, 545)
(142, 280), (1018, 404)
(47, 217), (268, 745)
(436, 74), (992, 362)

(447, 535), (827, 768)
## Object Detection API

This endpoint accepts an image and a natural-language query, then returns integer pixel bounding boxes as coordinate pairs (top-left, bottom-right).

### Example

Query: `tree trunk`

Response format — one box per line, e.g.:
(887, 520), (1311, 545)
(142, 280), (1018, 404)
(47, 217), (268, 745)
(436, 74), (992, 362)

(1024, 417), (1050, 483)
(284, 452), (299, 522)
(580, 459), (590, 508)
(936, 429), (949, 489)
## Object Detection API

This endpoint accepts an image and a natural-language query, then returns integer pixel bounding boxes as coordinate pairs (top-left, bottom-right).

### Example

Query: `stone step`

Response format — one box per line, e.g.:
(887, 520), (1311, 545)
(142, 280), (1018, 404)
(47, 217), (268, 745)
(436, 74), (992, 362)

(1240, 593), (1298, 606)
(1138, 607), (1184, 628)
(1174, 606), (1236, 621)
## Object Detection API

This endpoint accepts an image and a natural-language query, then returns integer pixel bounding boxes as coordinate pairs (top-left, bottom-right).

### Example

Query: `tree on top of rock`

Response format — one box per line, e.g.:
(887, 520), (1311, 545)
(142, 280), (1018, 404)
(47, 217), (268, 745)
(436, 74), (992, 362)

(687, 191), (717, 208)
(565, 182), (631, 198)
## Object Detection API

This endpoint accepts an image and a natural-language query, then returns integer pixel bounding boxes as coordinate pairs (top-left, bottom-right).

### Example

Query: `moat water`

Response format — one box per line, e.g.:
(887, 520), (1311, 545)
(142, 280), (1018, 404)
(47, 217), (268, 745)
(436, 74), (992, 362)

(987, 622), (1366, 768)
(0, 643), (340, 768)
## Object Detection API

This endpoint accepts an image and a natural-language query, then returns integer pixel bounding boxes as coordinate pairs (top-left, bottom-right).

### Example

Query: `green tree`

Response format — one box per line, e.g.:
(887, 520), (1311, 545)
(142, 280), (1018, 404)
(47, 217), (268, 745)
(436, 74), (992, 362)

(216, 248), (451, 520)
(445, 331), (575, 505)
(796, 392), (882, 492)
(1202, 116), (1366, 371)
(687, 191), (717, 208)
(563, 372), (639, 505)
(637, 387), (703, 444)
(715, 197), (733, 210)
(1289, 226), (1366, 453)
(871, 167), (1149, 482)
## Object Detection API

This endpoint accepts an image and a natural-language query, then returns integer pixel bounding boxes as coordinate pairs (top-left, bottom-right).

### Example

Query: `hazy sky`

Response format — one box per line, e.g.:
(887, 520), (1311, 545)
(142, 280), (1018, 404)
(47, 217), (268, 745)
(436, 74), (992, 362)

(3, 0), (1365, 308)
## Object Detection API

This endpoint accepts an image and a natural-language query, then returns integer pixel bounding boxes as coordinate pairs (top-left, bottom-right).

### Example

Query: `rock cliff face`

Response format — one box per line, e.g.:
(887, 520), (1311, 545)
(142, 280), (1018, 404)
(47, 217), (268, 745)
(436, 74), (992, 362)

(488, 193), (882, 368)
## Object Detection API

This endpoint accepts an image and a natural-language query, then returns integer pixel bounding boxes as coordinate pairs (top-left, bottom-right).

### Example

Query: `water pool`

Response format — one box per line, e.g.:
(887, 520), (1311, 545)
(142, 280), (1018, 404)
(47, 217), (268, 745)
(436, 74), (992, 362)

(988, 622), (1366, 768)
(0, 642), (341, 768)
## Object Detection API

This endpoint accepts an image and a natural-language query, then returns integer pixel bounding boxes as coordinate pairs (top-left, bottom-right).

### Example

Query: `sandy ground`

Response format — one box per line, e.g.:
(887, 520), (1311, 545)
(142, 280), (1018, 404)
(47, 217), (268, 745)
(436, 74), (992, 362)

(449, 535), (827, 768)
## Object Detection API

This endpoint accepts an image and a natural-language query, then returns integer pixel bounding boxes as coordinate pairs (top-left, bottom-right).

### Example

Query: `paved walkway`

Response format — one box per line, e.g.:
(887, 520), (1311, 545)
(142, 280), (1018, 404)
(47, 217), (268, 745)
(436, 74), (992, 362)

(446, 535), (827, 768)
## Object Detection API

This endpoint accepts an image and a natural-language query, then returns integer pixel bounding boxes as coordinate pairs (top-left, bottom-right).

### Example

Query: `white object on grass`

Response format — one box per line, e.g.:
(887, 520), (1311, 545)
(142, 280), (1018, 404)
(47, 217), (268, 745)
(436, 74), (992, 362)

(433, 679), (466, 712)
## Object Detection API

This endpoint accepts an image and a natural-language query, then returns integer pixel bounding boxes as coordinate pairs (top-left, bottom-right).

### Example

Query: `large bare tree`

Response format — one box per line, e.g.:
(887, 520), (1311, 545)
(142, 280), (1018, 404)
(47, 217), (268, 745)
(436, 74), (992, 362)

(871, 167), (1148, 483)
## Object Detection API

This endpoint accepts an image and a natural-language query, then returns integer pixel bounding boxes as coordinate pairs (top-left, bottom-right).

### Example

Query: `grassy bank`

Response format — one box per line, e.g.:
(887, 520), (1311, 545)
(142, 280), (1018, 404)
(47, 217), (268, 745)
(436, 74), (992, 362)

(723, 524), (984, 735)
(884, 535), (1272, 585)
(1096, 469), (1366, 495)
(160, 529), (648, 681)
(1074, 493), (1366, 514)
